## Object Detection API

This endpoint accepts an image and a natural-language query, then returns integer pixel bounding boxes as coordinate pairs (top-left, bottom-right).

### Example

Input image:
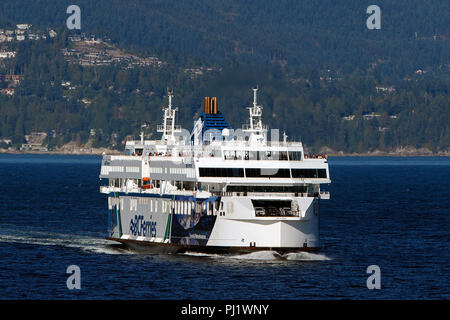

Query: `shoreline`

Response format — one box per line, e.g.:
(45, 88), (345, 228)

(325, 152), (450, 157)
(0, 149), (448, 157)
(0, 149), (120, 156)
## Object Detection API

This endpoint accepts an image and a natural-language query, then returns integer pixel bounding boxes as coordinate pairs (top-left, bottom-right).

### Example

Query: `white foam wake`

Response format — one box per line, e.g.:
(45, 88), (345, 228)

(228, 250), (331, 261)
(0, 229), (131, 255)
(0, 228), (332, 260)
(178, 250), (332, 261)
(179, 251), (224, 258)
(230, 251), (282, 261)
(282, 252), (331, 261)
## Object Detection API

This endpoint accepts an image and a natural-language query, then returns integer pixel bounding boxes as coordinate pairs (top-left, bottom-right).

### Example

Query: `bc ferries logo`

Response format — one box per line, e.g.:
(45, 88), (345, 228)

(129, 215), (157, 237)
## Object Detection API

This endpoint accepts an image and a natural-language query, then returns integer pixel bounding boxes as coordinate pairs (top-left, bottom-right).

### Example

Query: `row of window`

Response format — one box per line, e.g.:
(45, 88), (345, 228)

(227, 185), (308, 193)
(199, 167), (327, 179)
(125, 148), (303, 161)
(108, 196), (215, 215)
(292, 169), (327, 178)
(129, 197), (215, 215)
(246, 168), (291, 178)
(199, 167), (244, 177)
(101, 165), (124, 174)
(169, 167), (196, 178)
(223, 150), (302, 161)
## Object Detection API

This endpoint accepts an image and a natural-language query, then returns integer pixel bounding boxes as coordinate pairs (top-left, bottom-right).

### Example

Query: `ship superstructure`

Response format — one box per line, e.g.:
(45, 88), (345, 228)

(99, 88), (330, 253)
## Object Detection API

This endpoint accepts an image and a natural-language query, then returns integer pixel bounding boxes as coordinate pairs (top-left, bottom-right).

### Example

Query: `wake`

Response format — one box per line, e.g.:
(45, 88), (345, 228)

(0, 228), (331, 260)
(181, 250), (331, 261)
(0, 228), (131, 255)
(230, 250), (331, 261)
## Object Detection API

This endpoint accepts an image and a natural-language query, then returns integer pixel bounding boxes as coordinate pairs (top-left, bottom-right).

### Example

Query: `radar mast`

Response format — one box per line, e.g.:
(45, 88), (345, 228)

(243, 87), (267, 135)
(157, 90), (181, 143)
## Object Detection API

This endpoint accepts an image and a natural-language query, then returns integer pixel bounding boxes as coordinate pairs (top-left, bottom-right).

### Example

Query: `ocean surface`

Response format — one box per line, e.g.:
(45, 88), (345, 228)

(0, 154), (448, 299)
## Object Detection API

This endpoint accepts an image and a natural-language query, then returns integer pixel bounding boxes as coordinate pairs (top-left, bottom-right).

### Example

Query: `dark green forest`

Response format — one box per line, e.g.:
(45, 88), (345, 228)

(0, 0), (448, 153)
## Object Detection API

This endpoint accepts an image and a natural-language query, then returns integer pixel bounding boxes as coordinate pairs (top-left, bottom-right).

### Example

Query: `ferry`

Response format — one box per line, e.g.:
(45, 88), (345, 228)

(99, 88), (331, 254)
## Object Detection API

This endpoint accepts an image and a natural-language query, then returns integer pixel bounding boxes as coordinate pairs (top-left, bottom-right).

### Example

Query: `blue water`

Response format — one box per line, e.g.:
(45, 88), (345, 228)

(0, 154), (448, 299)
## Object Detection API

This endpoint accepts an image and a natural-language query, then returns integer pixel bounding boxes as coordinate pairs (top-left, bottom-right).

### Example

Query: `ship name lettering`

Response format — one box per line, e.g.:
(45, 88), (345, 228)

(129, 215), (157, 237)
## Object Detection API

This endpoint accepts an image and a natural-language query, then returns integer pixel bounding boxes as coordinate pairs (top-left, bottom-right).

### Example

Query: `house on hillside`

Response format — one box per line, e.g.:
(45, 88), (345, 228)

(0, 51), (16, 59)
(376, 86), (395, 93)
(362, 112), (381, 120)
(20, 132), (48, 152)
(0, 88), (15, 96)
(16, 24), (32, 30)
(342, 115), (355, 121)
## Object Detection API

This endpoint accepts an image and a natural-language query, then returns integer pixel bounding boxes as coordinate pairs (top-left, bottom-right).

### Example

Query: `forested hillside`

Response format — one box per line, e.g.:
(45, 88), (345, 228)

(0, 1), (448, 153)
(1, 0), (449, 72)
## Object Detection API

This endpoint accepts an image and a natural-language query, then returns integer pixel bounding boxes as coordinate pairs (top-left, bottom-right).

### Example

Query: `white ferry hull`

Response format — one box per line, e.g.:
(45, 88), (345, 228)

(106, 193), (321, 254)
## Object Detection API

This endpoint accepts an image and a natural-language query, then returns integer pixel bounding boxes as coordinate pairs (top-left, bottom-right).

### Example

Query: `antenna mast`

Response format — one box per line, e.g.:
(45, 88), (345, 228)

(158, 90), (181, 142)
(243, 87), (266, 133)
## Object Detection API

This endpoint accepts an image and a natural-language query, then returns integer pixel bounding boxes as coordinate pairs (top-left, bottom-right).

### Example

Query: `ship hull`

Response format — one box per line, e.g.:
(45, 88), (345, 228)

(106, 192), (321, 253)
(106, 237), (319, 255)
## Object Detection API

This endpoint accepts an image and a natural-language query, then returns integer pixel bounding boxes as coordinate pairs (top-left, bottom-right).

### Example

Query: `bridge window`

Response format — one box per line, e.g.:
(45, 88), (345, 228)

(224, 150), (243, 160)
(227, 185), (307, 193)
(241, 150), (289, 160)
(269, 151), (288, 161)
(258, 151), (272, 160)
(291, 169), (327, 178)
(245, 168), (291, 178)
(249, 151), (258, 160)
(199, 167), (245, 177)
(288, 151), (302, 161)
